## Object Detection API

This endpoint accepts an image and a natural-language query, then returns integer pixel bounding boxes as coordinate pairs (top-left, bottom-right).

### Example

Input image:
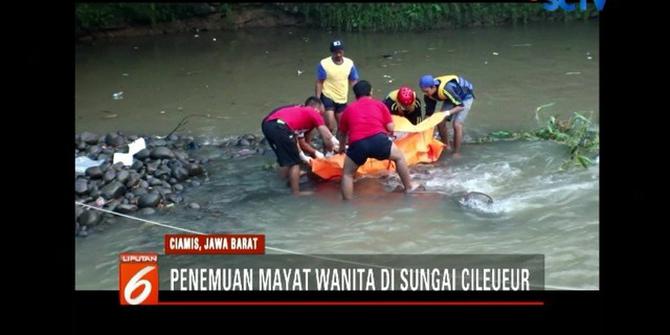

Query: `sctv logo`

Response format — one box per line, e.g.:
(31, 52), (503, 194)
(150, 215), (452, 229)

(543, 0), (606, 12)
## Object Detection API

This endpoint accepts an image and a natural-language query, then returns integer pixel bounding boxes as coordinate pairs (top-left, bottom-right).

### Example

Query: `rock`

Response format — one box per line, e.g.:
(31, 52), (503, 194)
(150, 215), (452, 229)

(154, 167), (171, 178)
(174, 150), (189, 161)
(85, 166), (103, 179)
(97, 154), (109, 161)
(191, 180), (201, 187)
(151, 139), (167, 147)
(137, 208), (156, 216)
(112, 162), (125, 171)
(189, 202), (200, 209)
(168, 134), (179, 142)
(75, 179), (89, 194)
(116, 204), (138, 214)
(174, 184), (184, 191)
(156, 187), (173, 196)
(172, 167), (189, 181)
(138, 193), (161, 208)
(105, 133), (125, 146)
(88, 145), (101, 155)
(133, 187), (148, 196)
(149, 178), (163, 186)
(78, 210), (101, 226)
(103, 169), (116, 182)
(146, 161), (160, 173)
(104, 200), (120, 212)
(168, 178), (178, 185)
(128, 135), (138, 141)
(116, 170), (129, 183)
(101, 181), (126, 199)
(81, 132), (99, 144)
(139, 180), (150, 189)
(135, 148), (151, 160)
(237, 138), (251, 146)
(75, 206), (84, 220)
(126, 177), (140, 190)
(186, 163), (204, 176)
(89, 186), (100, 198)
(167, 193), (183, 203)
(77, 141), (87, 150)
(131, 160), (144, 170)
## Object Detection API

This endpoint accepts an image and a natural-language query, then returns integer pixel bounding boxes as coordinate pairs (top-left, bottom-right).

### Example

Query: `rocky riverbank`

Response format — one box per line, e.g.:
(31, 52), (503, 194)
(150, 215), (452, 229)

(74, 131), (270, 237)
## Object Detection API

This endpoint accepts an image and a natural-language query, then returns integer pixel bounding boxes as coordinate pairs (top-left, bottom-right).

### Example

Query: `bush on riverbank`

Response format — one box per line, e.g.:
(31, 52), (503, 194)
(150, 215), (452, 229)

(75, 3), (599, 35)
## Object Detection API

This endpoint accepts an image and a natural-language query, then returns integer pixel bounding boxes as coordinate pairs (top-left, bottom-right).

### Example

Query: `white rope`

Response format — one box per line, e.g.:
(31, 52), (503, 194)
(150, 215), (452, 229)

(75, 201), (389, 269)
(75, 201), (587, 290)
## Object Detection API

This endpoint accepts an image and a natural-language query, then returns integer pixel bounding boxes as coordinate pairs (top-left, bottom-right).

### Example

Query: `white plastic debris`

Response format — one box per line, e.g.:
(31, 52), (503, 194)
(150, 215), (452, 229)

(492, 52), (499, 56)
(122, 73), (129, 77)
(587, 56), (593, 60)
(194, 34), (199, 38)
(565, 72), (582, 75)
(383, 75), (391, 78)
(484, 61), (488, 65)
(212, 38), (217, 42)
(112, 138), (146, 166)
(112, 91), (124, 100)
(75, 156), (105, 174)
(160, 110), (166, 114)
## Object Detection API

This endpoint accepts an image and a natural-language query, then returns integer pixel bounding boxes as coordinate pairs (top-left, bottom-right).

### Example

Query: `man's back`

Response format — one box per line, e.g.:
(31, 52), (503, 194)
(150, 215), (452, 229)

(339, 96), (392, 144)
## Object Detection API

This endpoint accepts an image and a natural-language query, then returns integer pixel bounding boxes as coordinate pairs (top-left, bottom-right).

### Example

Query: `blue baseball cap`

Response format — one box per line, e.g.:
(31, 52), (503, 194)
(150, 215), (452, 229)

(330, 40), (344, 52)
(419, 75), (437, 88)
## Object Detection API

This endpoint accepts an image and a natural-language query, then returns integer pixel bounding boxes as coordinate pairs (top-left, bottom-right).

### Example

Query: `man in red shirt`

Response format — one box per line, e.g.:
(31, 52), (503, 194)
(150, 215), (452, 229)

(262, 97), (336, 195)
(337, 80), (417, 200)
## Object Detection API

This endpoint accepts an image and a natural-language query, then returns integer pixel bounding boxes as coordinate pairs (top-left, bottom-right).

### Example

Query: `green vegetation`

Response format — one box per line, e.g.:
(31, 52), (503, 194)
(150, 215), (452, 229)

(476, 105), (599, 170)
(283, 3), (598, 32)
(75, 3), (599, 33)
(75, 3), (227, 31)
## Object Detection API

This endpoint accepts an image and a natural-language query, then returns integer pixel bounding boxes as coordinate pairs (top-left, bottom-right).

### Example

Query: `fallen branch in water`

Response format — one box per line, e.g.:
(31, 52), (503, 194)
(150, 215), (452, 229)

(473, 111), (599, 170)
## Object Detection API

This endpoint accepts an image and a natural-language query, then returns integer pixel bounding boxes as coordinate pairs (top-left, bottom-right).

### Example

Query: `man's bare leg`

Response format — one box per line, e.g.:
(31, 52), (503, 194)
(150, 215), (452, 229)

(325, 109), (337, 133)
(341, 156), (359, 200)
(388, 144), (415, 192)
(453, 121), (464, 158)
(437, 120), (450, 149)
(288, 164), (302, 195)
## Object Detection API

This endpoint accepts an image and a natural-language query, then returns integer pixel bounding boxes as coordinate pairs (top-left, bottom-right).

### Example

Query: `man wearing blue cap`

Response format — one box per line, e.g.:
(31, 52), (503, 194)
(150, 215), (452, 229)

(419, 74), (475, 158)
(315, 40), (360, 132)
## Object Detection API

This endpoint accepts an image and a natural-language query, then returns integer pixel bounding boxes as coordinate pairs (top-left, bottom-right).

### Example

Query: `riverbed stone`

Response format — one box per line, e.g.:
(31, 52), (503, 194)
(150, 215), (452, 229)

(138, 193), (161, 208)
(101, 181), (126, 199)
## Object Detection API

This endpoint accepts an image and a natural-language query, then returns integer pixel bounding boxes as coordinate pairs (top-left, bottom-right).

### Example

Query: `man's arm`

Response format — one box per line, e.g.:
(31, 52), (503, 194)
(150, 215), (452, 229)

(298, 130), (318, 157)
(315, 80), (324, 99)
(348, 64), (359, 87)
(424, 95), (436, 115)
(316, 125), (335, 152)
(315, 63), (327, 98)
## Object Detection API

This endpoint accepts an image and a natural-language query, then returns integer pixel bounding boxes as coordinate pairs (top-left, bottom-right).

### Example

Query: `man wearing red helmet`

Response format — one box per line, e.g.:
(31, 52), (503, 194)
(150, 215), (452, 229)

(383, 86), (424, 125)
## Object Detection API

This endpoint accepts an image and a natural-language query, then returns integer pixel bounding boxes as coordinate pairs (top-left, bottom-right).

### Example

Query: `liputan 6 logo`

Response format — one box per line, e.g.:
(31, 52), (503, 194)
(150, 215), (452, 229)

(119, 253), (158, 305)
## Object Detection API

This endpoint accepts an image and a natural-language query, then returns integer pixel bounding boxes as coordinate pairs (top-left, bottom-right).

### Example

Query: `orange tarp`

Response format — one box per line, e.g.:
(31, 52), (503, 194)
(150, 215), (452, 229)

(311, 112), (447, 180)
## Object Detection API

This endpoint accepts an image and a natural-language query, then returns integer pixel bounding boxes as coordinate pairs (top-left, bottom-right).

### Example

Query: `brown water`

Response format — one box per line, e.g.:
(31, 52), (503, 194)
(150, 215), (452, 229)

(75, 21), (599, 290)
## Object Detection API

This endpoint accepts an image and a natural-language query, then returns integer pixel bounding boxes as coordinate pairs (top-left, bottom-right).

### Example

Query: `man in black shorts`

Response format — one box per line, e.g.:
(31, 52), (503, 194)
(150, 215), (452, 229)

(315, 40), (360, 132)
(337, 81), (417, 200)
(262, 97), (336, 195)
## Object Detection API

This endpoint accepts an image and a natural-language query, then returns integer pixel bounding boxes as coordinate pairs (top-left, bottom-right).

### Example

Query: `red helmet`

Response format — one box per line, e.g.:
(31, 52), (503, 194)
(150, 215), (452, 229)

(397, 86), (415, 107)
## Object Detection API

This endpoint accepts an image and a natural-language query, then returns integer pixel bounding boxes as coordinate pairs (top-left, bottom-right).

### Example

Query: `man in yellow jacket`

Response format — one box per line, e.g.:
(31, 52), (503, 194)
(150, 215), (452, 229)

(419, 74), (475, 158)
(315, 40), (360, 132)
